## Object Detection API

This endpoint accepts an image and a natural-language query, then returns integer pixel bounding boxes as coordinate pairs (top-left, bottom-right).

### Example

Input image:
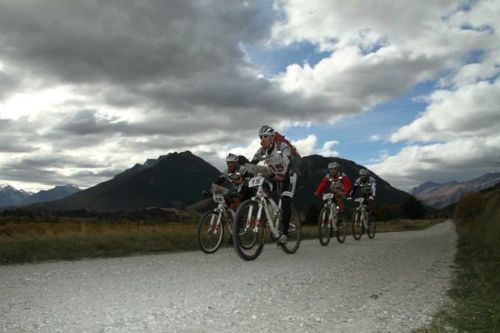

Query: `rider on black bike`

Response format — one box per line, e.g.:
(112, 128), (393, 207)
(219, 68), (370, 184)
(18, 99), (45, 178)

(213, 153), (253, 212)
(348, 168), (377, 220)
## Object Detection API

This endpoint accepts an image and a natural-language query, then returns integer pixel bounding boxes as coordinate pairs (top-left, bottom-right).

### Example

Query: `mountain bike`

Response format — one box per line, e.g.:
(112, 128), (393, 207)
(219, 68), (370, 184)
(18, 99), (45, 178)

(232, 164), (302, 261)
(318, 193), (346, 246)
(197, 184), (235, 254)
(351, 197), (376, 240)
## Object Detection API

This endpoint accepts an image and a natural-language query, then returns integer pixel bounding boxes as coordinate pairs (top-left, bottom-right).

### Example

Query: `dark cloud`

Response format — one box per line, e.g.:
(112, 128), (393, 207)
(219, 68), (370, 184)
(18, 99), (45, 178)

(1, 155), (115, 188)
(0, 70), (18, 99)
(0, 0), (272, 85)
(53, 110), (128, 136)
(0, 140), (38, 153)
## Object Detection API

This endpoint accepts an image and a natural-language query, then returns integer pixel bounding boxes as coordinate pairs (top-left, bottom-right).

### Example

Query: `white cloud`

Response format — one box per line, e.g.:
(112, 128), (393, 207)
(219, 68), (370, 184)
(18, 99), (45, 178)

(317, 140), (339, 157)
(391, 79), (500, 143)
(369, 135), (500, 190)
(369, 135), (381, 142)
(291, 135), (317, 156)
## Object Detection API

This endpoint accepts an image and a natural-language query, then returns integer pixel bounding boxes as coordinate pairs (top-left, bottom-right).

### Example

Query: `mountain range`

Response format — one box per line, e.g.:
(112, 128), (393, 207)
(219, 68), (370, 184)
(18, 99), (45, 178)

(411, 172), (500, 209)
(24, 151), (220, 212)
(16, 151), (413, 213)
(0, 184), (80, 208)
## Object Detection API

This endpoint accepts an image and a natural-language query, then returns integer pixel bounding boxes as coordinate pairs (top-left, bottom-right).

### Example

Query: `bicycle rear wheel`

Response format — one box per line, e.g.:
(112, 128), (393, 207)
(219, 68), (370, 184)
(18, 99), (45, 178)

(318, 206), (331, 246)
(281, 205), (302, 254)
(232, 200), (265, 261)
(351, 209), (363, 240)
(197, 211), (224, 254)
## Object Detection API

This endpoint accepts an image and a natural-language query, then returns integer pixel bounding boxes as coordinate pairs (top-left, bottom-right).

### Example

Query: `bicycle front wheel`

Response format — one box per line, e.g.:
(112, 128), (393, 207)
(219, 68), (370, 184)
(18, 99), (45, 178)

(232, 200), (265, 261)
(281, 205), (302, 254)
(351, 209), (363, 240)
(336, 215), (347, 243)
(197, 211), (224, 254)
(367, 216), (376, 239)
(318, 206), (331, 246)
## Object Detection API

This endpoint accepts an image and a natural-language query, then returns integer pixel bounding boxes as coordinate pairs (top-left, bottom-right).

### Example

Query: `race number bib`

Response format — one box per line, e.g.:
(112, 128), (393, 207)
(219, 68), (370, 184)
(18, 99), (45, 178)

(248, 176), (265, 188)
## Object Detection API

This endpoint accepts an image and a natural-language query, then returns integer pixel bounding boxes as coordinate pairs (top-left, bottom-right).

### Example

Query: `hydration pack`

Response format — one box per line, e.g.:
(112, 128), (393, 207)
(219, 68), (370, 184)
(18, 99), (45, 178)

(274, 131), (302, 175)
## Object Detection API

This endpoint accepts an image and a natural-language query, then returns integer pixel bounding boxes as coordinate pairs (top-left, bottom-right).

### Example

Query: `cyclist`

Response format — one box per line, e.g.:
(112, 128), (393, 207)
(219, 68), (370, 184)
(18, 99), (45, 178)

(250, 125), (297, 246)
(314, 161), (352, 220)
(348, 168), (377, 221)
(213, 153), (253, 212)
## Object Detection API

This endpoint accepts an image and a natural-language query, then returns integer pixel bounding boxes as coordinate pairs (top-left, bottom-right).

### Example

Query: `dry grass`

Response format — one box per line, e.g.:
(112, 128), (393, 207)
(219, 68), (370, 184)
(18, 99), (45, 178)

(0, 216), (443, 265)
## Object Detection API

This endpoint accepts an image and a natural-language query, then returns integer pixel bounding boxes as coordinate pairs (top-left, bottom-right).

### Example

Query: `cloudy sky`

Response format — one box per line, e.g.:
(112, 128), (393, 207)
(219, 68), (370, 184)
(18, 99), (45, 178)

(0, 0), (499, 192)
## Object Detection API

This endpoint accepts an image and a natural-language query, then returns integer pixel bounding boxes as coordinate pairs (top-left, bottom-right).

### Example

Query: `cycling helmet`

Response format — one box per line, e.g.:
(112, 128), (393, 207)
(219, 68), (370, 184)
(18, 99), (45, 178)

(328, 161), (341, 170)
(359, 168), (369, 176)
(225, 153), (239, 163)
(258, 125), (275, 137)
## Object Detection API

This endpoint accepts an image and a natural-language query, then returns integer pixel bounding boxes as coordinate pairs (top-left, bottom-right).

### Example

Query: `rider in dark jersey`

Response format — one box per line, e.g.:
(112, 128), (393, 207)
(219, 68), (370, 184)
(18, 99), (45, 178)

(214, 153), (253, 212)
(348, 168), (377, 220)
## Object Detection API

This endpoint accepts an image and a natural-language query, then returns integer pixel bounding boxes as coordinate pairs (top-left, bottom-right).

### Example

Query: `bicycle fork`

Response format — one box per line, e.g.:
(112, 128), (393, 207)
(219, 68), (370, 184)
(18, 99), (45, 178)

(208, 212), (222, 234)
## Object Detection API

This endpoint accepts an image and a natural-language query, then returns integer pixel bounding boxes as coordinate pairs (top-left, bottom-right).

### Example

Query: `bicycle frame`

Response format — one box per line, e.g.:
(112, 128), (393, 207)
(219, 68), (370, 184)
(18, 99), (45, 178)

(206, 193), (232, 234)
(245, 174), (282, 239)
(320, 193), (339, 231)
(207, 184), (234, 235)
(354, 197), (369, 226)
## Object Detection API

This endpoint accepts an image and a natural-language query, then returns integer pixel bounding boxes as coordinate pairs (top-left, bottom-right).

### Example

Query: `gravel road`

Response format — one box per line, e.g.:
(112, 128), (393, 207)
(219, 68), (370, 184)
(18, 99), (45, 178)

(0, 221), (456, 333)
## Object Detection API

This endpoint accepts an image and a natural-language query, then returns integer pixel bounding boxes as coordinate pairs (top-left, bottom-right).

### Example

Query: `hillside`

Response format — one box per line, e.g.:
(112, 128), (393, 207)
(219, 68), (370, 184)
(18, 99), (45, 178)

(27, 151), (221, 212)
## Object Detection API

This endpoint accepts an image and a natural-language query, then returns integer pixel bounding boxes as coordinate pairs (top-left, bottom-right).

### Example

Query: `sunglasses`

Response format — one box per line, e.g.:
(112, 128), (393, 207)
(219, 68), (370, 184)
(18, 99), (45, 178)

(259, 135), (272, 139)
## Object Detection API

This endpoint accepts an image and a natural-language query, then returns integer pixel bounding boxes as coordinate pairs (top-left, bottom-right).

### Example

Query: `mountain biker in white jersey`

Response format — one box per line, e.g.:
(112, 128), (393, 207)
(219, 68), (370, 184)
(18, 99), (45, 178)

(250, 125), (298, 246)
(348, 168), (377, 220)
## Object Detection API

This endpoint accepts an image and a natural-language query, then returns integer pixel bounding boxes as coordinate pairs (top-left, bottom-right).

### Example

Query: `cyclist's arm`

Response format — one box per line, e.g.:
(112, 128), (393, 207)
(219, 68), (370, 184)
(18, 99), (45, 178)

(250, 148), (265, 164)
(314, 176), (329, 195)
(370, 177), (377, 197)
(214, 174), (226, 186)
(348, 178), (360, 197)
(342, 175), (352, 196)
(280, 144), (293, 176)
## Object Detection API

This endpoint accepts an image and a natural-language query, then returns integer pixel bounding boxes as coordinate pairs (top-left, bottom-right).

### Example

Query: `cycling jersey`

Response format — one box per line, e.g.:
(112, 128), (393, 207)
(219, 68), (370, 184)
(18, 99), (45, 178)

(315, 172), (352, 196)
(251, 142), (291, 176)
(350, 176), (377, 197)
(215, 165), (249, 192)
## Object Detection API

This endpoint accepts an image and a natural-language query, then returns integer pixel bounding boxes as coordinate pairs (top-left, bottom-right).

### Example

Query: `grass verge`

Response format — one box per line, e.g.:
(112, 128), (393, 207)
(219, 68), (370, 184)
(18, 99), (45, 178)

(1, 216), (443, 265)
(416, 191), (500, 333)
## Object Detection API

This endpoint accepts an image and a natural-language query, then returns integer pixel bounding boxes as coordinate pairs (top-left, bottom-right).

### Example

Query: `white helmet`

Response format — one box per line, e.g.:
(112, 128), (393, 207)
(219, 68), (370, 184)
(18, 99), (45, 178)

(258, 125), (275, 137)
(328, 161), (341, 170)
(225, 153), (239, 163)
(359, 168), (369, 176)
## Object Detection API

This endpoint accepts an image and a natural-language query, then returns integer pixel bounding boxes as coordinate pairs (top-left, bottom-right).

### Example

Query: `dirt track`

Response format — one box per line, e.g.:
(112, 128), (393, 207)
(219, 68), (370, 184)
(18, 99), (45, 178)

(0, 221), (456, 332)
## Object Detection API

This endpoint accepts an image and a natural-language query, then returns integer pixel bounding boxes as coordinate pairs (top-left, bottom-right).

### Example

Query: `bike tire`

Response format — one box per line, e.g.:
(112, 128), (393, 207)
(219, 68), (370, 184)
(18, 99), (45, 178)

(318, 206), (331, 246)
(232, 199), (265, 261)
(336, 216), (347, 243)
(197, 211), (224, 254)
(281, 204), (302, 254)
(367, 217), (376, 239)
(351, 209), (363, 240)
